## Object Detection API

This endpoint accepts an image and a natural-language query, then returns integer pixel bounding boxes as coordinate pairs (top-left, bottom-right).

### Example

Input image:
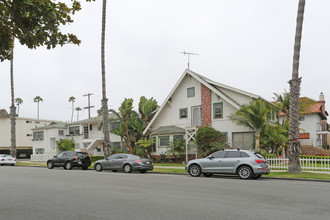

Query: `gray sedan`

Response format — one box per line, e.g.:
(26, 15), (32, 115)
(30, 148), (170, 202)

(94, 154), (153, 173)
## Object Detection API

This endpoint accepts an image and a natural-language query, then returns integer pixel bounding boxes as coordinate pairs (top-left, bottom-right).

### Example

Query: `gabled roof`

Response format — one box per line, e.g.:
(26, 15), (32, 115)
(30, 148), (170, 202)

(0, 109), (9, 118)
(143, 69), (263, 135)
(279, 97), (328, 119)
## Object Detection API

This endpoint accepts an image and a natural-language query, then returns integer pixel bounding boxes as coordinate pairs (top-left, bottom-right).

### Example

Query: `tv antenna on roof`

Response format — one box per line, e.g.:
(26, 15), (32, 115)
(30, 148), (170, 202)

(180, 51), (199, 70)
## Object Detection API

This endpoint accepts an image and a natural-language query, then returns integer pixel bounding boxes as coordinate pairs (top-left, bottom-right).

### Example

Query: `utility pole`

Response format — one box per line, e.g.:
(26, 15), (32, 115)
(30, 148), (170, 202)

(83, 93), (94, 119)
(180, 51), (199, 70)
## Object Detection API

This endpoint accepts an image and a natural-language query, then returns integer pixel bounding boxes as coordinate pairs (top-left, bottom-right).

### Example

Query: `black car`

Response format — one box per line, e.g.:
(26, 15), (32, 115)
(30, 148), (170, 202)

(47, 151), (91, 170)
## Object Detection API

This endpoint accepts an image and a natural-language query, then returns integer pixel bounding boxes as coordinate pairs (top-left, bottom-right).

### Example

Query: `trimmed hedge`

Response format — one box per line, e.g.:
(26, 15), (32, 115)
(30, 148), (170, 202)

(90, 156), (104, 162)
(300, 155), (330, 159)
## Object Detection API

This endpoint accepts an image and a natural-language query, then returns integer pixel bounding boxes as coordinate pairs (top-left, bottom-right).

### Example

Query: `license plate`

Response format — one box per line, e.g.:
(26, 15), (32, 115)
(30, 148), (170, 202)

(8, 159), (12, 161)
(146, 161), (150, 164)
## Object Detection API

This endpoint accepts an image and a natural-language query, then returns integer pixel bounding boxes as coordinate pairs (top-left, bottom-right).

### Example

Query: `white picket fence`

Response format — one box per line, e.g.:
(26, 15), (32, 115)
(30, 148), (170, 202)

(266, 157), (330, 171)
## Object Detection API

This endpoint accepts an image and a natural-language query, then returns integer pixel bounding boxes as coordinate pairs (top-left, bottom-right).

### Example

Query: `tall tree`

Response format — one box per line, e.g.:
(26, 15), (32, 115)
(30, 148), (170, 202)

(33, 96), (43, 119)
(68, 96), (76, 122)
(138, 96), (158, 139)
(75, 107), (82, 121)
(14, 97), (23, 116)
(229, 100), (277, 151)
(100, 0), (111, 157)
(288, 0), (305, 173)
(119, 98), (134, 154)
(0, 0), (85, 158)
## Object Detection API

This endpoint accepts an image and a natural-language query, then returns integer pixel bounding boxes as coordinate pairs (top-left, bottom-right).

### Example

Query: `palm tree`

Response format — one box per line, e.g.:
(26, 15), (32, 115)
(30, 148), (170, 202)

(68, 96), (75, 122)
(15, 97), (23, 117)
(229, 100), (277, 151)
(138, 96), (158, 139)
(288, 0), (305, 173)
(75, 107), (82, 121)
(10, 35), (16, 158)
(33, 96), (43, 119)
(119, 98), (134, 154)
(100, 0), (111, 157)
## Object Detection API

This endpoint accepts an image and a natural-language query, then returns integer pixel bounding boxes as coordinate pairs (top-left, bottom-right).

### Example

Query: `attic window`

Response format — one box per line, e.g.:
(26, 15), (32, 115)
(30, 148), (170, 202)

(187, 87), (195, 98)
(179, 108), (188, 119)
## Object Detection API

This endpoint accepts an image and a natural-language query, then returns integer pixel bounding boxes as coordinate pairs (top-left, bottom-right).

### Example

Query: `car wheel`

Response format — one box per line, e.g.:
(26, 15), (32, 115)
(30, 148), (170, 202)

(203, 173), (213, 177)
(238, 166), (252, 179)
(139, 170), (147, 174)
(47, 161), (54, 169)
(65, 161), (73, 170)
(189, 164), (202, 177)
(123, 164), (132, 173)
(252, 174), (262, 179)
(112, 170), (118, 172)
(0, 164), (3, 166)
(81, 166), (88, 170)
(95, 163), (103, 172)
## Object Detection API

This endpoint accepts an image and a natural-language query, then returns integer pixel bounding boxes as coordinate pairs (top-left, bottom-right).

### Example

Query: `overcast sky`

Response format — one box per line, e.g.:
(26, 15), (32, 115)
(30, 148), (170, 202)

(1, 0), (329, 123)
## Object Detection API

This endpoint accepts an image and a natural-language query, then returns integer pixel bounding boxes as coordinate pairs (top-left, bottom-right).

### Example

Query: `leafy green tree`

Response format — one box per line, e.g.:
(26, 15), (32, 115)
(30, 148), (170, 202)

(195, 126), (226, 157)
(1, 0), (88, 158)
(229, 100), (277, 151)
(167, 138), (186, 162)
(68, 96), (75, 122)
(14, 97), (23, 116)
(33, 96), (43, 119)
(136, 139), (156, 159)
(75, 107), (82, 121)
(56, 139), (75, 152)
(260, 122), (288, 156)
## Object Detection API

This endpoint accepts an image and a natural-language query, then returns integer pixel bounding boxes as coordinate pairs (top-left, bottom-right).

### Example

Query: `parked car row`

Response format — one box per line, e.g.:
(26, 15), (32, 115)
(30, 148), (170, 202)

(46, 152), (154, 174)
(0, 154), (16, 166)
(44, 149), (269, 180)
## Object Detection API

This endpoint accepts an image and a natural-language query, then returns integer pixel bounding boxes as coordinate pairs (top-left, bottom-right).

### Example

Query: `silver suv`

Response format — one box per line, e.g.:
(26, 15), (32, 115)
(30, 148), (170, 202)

(185, 149), (270, 179)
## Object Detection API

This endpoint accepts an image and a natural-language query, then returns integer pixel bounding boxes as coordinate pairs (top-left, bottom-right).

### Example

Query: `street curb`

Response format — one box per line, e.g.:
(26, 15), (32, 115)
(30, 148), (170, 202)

(14, 165), (330, 182)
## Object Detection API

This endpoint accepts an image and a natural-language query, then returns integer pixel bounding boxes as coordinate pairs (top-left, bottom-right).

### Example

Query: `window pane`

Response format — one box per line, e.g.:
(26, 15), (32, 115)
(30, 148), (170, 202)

(214, 103), (223, 119)
(159, 136), (169, 147)
(187, 87), (195, 98)
(212, 151), (226, 158)
(225, 151), (241, 158)
(179, 108), (187, 118)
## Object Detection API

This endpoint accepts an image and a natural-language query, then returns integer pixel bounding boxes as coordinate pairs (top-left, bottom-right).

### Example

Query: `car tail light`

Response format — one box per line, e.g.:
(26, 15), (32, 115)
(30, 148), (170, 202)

(255, 159), (265, 164)
(1, 159), (4, 161)
(136, 160), (142, 163)
(74, 156), (78, 160)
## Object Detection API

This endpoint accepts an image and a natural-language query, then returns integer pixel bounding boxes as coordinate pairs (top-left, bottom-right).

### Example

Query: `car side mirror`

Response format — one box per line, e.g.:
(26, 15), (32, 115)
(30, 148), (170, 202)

(105, 158), (109, 161)
(54, 155), (57, 158)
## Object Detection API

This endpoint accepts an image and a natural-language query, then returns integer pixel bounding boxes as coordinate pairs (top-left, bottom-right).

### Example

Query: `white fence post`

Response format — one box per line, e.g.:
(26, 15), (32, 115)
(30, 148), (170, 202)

(266, 157), (330, 171)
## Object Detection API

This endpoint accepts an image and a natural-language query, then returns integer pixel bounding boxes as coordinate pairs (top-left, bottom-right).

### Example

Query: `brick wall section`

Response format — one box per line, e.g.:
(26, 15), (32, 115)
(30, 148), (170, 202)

(201, 83), (211, 127)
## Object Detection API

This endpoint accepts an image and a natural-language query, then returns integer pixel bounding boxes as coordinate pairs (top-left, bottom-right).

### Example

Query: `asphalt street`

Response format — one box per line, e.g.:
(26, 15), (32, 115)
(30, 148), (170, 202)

(1, 166), (329, 220)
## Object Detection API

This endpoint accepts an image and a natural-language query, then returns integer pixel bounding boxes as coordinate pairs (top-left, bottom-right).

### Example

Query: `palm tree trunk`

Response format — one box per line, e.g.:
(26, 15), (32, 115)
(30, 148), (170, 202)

(288, 0), (305, 173)
(71, 102), (74, 123)
(255, 131), (260, 152)
(37, 101), (39, 119)
(125, 117), (133, 154)
(101, 0), (111, 157)
(10, 34), (16, 158)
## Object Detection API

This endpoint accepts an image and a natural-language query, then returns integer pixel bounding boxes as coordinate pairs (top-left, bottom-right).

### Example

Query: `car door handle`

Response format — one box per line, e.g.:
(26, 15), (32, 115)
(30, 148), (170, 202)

(237, 160), (240, 162)
(218, 160), (222, 162)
